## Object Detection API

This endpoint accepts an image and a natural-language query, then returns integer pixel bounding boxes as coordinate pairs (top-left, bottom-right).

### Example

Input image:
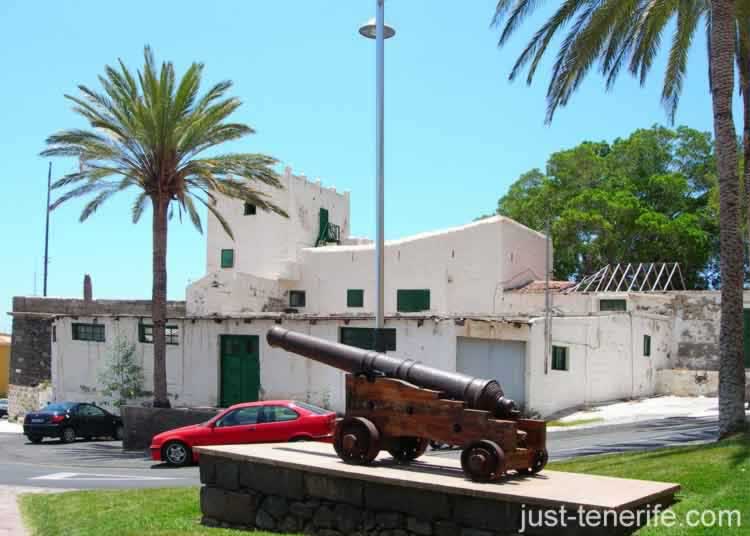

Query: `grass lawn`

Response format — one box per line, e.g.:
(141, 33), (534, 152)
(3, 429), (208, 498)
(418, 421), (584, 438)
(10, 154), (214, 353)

(20, 435), (750, 535)
(550, 433), (750, 535)
(19, 487), (293, 536)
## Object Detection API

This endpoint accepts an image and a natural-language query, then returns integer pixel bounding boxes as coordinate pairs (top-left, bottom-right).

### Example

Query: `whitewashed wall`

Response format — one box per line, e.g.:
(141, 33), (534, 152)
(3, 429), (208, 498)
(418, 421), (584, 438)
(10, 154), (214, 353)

(525, 313), (672, 416)
(51, 316), (459, 414)
(206, 167), (350, 280)
(278, 217), (547, 316)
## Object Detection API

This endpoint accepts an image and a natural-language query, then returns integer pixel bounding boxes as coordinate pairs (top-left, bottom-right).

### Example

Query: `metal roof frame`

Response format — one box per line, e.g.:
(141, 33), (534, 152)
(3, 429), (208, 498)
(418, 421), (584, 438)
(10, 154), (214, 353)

(566, 263), (686, 293)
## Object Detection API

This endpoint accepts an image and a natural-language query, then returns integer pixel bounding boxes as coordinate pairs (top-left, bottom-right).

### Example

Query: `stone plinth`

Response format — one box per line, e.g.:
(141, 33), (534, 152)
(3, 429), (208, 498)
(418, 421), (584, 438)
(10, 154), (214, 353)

(196, 442), (679, 536)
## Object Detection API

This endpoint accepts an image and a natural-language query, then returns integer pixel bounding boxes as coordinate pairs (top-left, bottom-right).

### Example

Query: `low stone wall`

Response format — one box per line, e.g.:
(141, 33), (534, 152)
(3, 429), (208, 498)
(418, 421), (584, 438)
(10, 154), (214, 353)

(7, 384), (53, 421)
(198, 452), (660, 536)
(121, 406), (219, 450)
(656, 368), (750, 399)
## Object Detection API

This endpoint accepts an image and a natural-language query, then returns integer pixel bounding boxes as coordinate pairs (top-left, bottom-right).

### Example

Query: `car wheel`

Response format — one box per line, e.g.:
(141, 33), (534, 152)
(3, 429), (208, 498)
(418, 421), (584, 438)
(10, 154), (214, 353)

(163, 441), (191, 467)
(28, 435), (43, 444)
(60, 427), (76, 443)
(113, 425), (124, 441)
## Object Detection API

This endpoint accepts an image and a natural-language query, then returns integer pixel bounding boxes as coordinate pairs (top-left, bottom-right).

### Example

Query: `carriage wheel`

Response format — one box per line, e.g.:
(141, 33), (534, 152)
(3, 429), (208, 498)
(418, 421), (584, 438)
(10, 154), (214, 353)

(334, 417), (381, 465)
(387, 436), (429, 462)
(518, 448), (549, 475)
(460, 440), (506, 482)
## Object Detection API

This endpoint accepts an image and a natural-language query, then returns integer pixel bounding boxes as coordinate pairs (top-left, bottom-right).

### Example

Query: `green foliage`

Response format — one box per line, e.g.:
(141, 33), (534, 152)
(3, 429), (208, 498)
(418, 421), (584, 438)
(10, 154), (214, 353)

(496, 126), (717, 288)
(40, 45), (287, 236)
(20, 488), (288, 536)
(98, 337), (145, 408)
(491, 0), (748, 123)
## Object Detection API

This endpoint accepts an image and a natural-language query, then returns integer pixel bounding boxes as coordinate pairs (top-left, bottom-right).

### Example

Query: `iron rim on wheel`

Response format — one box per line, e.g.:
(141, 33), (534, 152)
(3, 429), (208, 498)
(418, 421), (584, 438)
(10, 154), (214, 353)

(387, 436), (429, 462)
(61, 427), (75, 443)
(461, 440), (506, 482)
(165, 442), (188, 465)
(334, 417), (381, 465)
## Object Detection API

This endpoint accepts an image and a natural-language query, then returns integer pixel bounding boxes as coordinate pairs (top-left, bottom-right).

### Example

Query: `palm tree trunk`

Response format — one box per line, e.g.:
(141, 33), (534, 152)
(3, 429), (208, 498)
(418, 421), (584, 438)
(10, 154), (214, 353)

(712, 0), (746, 437)
(152, 195), (170, 408)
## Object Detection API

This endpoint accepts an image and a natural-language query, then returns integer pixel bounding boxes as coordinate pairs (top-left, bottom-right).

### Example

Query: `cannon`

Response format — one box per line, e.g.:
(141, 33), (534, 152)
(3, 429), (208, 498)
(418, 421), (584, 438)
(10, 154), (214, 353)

(267, 327), (548, 482)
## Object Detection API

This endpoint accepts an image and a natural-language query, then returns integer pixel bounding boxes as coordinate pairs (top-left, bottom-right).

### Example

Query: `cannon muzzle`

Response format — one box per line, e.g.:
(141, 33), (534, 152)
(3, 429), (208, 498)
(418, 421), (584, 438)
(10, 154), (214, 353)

(267, 326), (518, 419)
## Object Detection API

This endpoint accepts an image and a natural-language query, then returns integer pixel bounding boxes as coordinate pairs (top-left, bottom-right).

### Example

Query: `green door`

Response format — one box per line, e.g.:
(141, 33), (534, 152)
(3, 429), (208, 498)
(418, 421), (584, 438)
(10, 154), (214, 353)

(220, 335), (260, 407)
(744, 310), (750, 368)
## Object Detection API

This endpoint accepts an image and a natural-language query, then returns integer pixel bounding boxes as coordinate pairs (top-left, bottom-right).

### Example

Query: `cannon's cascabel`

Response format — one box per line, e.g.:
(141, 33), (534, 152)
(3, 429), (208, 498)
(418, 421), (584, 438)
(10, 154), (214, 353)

(266, 326), (518, 419)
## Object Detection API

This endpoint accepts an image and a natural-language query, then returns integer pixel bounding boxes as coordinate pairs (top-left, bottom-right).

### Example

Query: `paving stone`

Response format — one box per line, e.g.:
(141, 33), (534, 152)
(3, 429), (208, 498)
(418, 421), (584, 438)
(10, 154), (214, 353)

(256, 508), (276, 530)
(215, 460), (240, 491)
(375, 511), (403, 529)
(407, 516), (433, 535)
(434, 520), (460, 536)
(290, 500), (319, 520)
(305, 473), (364, 506)
(313, 504), (337, 529)
(262, 495), (289, 519)
(240, 461), (305, 499)
(365, 482), (449, 519)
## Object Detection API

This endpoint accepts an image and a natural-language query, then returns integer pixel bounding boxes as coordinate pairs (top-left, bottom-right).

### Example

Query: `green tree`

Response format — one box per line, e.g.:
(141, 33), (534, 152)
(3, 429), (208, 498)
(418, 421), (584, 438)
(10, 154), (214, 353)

(492, 0), (744, 437)
(41, 47), (287, 408)
(98, 337), (145, 409)
(497, 126), (716, 287)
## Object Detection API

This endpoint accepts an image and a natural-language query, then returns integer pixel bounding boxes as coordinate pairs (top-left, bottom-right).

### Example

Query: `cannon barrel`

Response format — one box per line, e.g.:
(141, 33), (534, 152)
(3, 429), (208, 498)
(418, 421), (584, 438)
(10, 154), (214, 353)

(266, 327), (518, 419)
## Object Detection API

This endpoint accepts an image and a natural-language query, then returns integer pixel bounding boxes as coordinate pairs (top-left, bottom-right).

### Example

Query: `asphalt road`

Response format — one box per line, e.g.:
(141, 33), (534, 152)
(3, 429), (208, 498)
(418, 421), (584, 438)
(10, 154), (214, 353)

(0, 415), (718, 490)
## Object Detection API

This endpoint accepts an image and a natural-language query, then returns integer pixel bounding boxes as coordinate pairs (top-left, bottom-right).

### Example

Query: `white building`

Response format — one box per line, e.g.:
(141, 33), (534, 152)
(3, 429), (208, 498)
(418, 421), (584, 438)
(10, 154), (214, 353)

(46, 170), (741, 418)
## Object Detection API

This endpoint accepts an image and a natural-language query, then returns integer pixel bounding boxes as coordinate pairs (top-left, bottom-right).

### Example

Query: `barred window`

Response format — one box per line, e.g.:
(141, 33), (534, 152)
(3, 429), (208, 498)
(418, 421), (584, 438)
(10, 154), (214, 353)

(139, 324), (179, 345)
(72, 323), (105, 342)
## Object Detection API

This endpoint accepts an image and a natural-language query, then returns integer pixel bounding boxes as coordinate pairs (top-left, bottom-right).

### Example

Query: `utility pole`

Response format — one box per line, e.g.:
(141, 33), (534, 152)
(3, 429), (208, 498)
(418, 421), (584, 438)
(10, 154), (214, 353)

(43, 162), (51, 297)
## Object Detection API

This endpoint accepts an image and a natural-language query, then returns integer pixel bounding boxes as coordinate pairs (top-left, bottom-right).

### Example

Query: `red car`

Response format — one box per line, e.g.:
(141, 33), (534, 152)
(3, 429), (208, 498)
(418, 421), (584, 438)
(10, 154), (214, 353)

(150, 400), (335, 466)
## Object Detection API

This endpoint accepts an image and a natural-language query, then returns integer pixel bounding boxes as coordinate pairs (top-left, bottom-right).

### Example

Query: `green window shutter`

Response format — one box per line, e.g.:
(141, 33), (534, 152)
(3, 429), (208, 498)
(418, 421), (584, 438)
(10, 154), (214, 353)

(340, 327), (396, 351)
(289, 291), (306, 307)
(551, 346), (568, 371)
(397, 289), (430, 312)
(643, 335), (651, 357)
(221, 249), (234, 268)
(599, 299), (627, 312)
(347, 289), (364, 308)
(244, 202), (256, 215)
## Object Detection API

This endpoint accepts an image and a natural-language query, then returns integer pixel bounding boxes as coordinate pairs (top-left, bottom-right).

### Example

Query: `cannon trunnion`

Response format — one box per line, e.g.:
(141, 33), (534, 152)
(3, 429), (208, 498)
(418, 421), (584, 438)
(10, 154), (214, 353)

(267, 327), (548, 482)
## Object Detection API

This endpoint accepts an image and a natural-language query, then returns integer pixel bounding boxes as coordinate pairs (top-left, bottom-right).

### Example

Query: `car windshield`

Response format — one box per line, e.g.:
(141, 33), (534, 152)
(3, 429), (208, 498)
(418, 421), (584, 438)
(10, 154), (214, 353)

(43, 402), (76, 412)
(293, 401), (330, 415)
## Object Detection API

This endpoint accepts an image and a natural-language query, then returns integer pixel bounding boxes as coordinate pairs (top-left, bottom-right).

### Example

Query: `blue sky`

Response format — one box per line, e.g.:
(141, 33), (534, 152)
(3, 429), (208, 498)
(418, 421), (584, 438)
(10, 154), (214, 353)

(0, 1), (725, 333)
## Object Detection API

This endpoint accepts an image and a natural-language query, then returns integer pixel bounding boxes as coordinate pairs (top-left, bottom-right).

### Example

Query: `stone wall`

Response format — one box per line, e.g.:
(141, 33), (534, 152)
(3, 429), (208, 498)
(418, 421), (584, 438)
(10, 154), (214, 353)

(9, 315), (53, 387)
(656, 368), (750, 399)
(121, 406), (220, 451)
(198, 454), (649, 536)
(7, 384), (53, 421)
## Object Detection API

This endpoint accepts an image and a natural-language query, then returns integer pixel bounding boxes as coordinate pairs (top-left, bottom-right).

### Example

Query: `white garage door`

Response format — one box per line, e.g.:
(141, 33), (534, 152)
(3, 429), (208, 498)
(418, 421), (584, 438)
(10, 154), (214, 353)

(456, 338), (526, 406)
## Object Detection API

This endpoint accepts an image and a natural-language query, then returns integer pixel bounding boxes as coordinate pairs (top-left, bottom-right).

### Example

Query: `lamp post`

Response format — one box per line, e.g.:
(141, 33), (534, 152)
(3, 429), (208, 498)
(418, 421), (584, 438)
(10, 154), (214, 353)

(359, 1), (395, 352)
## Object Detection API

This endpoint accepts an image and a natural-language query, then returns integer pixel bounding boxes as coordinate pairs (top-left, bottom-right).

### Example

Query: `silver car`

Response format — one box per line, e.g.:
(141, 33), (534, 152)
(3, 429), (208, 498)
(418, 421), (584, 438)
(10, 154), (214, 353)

(0, 399), (8, 418)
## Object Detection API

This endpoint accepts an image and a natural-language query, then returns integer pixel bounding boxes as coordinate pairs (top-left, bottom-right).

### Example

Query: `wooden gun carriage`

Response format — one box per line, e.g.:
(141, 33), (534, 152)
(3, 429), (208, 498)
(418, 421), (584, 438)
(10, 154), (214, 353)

(267, 327), (548, 482)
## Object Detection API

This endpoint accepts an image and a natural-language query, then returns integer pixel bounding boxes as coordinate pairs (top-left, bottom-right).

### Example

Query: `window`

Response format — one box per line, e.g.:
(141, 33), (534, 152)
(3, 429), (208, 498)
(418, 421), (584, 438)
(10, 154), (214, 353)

(244, 202), (257, 215)
(643, 335), (651, 357)
(72, 323), (105, 342)
(265, 406), (299, 423)
(220, 249), (234, 268)
(599, 299), (627, 312)
(78, 404), (106, 417)
(551, 346), (569, 371)
(340, 327), (397, 351)
(397, 289), (430, 312)
(293, 401), (330, 415)
(347, 289), (364, 308)
(217, 406), (261, 427)
(139, 324), (179, 345)
(289, 290), (306, 308)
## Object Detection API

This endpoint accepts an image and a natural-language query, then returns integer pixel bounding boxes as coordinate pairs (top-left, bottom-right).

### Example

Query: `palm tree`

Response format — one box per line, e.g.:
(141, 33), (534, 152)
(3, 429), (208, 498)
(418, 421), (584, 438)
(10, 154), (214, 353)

(41, 47), (287, 408)
(492, 0), (745, 436)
